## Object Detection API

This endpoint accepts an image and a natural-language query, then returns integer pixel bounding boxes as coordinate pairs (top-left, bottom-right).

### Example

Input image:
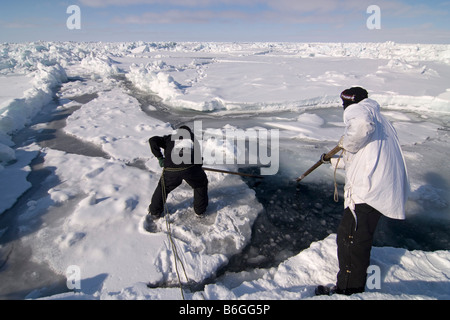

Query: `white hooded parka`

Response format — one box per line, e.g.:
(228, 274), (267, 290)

(340, 98), (410, 220)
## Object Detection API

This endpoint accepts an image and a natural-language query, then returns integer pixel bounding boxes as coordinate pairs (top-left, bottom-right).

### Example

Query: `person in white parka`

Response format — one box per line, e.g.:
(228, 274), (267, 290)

(316, 87), (410, 296)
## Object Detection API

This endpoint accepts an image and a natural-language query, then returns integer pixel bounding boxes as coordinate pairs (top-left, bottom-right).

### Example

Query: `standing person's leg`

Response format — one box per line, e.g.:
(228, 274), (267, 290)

(336, 203), (382, 295)
(148, 178), (164, 217)
(192, 184), (208, 215)
(183, 166), (209, 215)
(149, 171), (183, 217)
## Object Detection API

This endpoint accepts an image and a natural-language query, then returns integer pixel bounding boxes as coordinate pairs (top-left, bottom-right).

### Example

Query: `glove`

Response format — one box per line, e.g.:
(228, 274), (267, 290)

(320, 153), (331, 164)
(338, 136), (345, 148)
(157, 157), (164, 168)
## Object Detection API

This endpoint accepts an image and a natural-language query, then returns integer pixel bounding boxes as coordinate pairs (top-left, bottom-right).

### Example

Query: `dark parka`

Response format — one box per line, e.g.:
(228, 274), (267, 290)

(148, 126), (208, 216)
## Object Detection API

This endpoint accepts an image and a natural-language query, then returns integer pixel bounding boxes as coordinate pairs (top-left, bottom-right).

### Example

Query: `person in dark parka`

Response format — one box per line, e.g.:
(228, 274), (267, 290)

(147, 125), (208, 224)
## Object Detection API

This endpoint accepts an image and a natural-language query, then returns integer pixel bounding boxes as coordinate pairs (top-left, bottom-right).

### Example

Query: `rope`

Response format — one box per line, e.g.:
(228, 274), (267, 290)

(333, 149), (344, 203)
(160, 167), (192, 300)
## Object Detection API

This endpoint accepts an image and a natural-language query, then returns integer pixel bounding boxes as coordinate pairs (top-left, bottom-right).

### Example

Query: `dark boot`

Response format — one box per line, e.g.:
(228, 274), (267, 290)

(144, 213), (160, 232)
(315, 285), (337, 296)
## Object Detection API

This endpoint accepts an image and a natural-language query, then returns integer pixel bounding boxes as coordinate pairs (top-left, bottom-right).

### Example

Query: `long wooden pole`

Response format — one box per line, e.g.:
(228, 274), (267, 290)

(203, 167), (264, 179)
(296, 145), (342, 182)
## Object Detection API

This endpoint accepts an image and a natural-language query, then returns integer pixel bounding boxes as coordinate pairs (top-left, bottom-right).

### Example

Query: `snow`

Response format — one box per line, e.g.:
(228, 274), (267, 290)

(0, 41), (449, 300)
(199, 234), (450, 300)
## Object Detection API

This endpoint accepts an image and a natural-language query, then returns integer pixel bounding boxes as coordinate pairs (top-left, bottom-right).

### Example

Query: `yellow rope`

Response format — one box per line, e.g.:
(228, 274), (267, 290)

(333, 149), (344, 203)
(160, 167), (192, 300)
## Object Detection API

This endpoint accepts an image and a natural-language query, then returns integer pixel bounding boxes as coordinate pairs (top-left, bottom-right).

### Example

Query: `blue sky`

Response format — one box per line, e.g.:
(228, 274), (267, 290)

(1, 0), (449, 43)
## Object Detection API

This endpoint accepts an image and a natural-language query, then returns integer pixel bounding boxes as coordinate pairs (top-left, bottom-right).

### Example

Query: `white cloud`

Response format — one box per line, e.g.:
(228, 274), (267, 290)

(110, 0), (365, 26)
(115, 10), (211, 24)
(78, 0), (258, 8)
(0, 20), (41, 29)
(82, 0), (450, 43)
(114, 9), (251, 25)
(79, 0), (448, 19)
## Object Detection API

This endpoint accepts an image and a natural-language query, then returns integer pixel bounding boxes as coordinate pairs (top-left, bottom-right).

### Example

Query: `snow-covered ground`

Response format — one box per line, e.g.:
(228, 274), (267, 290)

(0, 41), (449, 300)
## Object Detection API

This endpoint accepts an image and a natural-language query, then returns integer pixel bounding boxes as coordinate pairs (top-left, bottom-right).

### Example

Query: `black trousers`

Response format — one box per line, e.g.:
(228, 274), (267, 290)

(149, 166), (208, 216)
(336, 203), (382, 294)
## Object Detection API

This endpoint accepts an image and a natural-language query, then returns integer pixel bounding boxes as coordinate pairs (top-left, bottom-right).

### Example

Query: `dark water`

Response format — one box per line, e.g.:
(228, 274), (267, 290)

(225, 171), (344, 272)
